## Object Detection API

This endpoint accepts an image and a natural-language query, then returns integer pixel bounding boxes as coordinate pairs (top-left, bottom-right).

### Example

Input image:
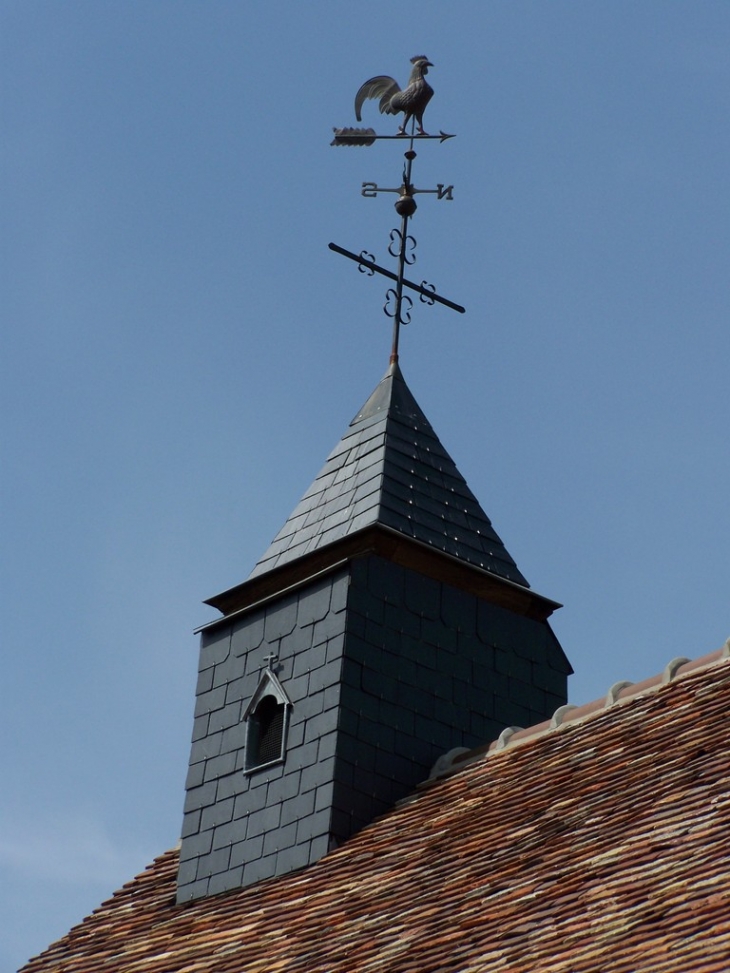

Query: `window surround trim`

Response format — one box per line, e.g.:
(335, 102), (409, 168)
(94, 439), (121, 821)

(243, 668), (291, 774)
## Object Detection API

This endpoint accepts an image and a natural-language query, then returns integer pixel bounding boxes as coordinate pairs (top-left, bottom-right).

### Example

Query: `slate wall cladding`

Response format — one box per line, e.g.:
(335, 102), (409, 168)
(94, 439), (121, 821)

(329, 556), (569, 841)
(178, 555), (569, 902)
(177, 569), (351, 902)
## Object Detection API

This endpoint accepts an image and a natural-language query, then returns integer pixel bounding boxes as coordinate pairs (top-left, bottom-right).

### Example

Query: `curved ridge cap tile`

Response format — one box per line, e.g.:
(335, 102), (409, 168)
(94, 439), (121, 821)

(605, 680), (634, 705)
(558, 696), (605, 724)
(490, 720), (551, 751)
(428, 746), (471, 779)
(663, 657), (691, 683)
(672, 642), (730, 679)
(550, 703), (578, 727)
(494, 726), (524, 751)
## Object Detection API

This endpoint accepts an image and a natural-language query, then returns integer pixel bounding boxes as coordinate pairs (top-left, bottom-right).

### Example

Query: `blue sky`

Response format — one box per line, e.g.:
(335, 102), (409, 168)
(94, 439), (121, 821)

(3, 2), (730, 967)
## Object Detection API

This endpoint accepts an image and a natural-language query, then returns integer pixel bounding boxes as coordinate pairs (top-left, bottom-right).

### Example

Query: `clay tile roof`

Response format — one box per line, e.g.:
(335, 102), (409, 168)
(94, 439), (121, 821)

(21, 650), (730, 973)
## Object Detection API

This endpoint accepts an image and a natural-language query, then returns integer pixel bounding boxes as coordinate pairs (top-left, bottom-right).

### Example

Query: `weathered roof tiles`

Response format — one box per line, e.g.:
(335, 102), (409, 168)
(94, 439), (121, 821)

(21, 645), (730, 973)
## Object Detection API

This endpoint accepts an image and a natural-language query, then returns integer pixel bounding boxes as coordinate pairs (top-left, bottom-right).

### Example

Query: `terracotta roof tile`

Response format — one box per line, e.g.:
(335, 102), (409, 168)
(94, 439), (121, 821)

(21, 650), (730, 973)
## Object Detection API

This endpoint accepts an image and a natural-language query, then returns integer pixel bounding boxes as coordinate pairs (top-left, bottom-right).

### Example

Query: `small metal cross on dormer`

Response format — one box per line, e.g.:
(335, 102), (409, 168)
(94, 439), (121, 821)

(262, 653), (279, 672)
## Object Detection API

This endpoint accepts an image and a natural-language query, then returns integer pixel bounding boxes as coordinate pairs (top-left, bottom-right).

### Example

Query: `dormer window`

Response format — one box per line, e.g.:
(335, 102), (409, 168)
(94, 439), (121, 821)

(243, 667), (291, 772)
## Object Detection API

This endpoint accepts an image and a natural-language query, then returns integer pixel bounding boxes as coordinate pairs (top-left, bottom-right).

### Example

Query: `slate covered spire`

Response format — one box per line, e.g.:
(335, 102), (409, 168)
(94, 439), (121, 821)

(178, 364), (570, 902)
(250, 362), (529, 587)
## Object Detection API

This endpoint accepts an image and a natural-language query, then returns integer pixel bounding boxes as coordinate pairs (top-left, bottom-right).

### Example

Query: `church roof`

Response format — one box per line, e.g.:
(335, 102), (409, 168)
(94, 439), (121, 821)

(22, 645), (730, 973)
(249, 362), (529, 587)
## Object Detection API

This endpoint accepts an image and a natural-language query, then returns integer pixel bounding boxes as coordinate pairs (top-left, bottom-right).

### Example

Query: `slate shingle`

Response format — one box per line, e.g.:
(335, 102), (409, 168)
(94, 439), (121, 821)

(249, 363), (529, 587)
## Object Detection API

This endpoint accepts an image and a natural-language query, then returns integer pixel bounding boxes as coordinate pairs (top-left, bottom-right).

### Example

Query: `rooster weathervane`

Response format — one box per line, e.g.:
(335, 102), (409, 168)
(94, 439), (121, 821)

(330, 55), (464, 364)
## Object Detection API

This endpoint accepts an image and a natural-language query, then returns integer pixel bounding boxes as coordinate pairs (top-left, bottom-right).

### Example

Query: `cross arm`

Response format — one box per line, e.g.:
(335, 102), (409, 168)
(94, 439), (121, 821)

(328, 243), (465, 314)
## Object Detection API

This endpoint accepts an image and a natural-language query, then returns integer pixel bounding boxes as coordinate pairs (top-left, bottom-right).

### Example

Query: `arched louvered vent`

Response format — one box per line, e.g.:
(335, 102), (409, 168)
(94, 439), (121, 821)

(247, 695), (285, 768)
(243, 669), (291, 772)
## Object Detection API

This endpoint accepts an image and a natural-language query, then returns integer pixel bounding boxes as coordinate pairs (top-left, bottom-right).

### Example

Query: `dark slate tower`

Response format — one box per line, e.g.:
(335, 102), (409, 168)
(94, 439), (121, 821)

(177, 361), (572, 901)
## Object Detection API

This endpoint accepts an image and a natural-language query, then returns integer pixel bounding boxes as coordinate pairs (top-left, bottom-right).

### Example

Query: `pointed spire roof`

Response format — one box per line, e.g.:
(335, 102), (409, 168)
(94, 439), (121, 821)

(249, 363), (529, 587)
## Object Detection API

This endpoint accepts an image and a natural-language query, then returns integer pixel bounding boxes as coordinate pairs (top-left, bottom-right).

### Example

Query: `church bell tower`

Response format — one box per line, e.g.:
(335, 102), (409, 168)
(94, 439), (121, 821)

(176, 78), (572, 902)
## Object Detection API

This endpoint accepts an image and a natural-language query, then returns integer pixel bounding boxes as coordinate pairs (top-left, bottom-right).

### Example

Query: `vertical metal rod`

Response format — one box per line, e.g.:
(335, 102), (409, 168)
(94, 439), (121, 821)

(390, 207), (410, 364)
(390, 126), (417, 365)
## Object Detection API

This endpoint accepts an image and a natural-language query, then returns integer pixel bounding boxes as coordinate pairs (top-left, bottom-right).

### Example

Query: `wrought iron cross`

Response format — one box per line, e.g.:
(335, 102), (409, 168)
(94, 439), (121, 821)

(330, 115), (464, 364)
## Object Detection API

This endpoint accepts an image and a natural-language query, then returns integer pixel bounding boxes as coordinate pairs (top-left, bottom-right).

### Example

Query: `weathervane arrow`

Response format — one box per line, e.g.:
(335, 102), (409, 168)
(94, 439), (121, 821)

(329, 55), (465, 364)
(330, 127), (456, 146)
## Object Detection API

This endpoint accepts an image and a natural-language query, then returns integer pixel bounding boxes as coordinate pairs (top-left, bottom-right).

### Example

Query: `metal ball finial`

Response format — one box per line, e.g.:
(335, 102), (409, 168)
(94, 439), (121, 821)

(395, 194), (417, 216)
